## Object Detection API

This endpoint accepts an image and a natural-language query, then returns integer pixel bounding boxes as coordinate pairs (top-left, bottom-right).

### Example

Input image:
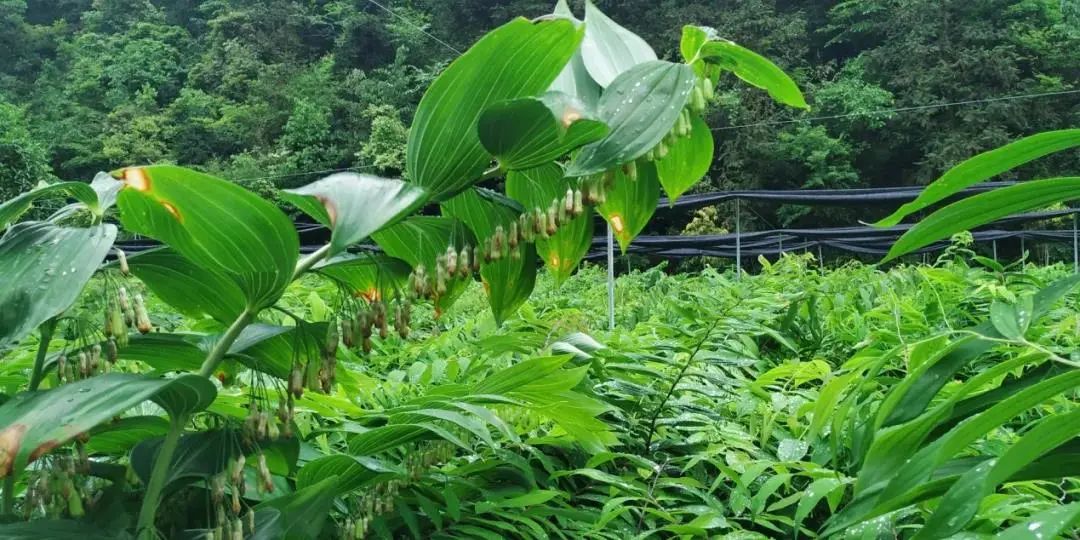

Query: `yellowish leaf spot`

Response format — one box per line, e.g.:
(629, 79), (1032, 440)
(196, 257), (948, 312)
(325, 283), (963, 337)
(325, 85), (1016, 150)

(122, 168), (150, 191)
(550, 255), (561, 268)
(611, 215), (625, 234)
(161, 201), (182, 222)
(562, 108), (582, 129)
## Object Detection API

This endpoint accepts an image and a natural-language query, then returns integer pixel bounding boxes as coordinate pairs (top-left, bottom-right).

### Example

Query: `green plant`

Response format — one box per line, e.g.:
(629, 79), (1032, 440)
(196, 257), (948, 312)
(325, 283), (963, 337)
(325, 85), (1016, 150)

(0, 2), (806, 537)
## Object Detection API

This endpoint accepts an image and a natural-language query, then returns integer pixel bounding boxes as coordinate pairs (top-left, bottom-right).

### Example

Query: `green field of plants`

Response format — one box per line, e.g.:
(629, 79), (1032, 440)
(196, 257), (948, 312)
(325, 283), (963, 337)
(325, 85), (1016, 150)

(1, 1), (1079, 539)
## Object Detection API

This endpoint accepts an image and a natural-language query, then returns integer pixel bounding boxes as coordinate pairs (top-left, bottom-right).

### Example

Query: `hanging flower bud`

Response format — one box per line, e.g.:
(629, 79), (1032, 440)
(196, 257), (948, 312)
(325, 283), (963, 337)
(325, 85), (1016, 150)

(445, 245), (458, 276)
(518, 214), (532, 242)
(573, 189), (584, 216)
(691, 84), (706, 112)
(532, 208), (545, 236)
(546, 204), (559, 236)
(57, 354), (68, 383)
(106, 337), (118, 363)
(134, 294), (152, 334)
(78, 350), (89, 378)
(457, 246), (471, 278)
(492, 225), (506, 261)
(124, 306), (135, 329)
(603, 170), (616, 189)
(89, 343), (101, 372)
(645, 147), (656, 161)
(702, 77), (715, 101)
(563, 188), (574, 215)
(623, 160), (638, 181)
(657, 141), (669, 159)
(436, 264), (447, 296)
(362, 336), (373, 354)
(109, 306), (125, 338)
(116, 249), (129, 276)
(289, 365), (304, 399)
(257, 453), (273, 493)
(340, 319), (354, 348)
(267, 418), (280, 440)
(508, 221), (519, 249)
(557, 197), (569, 225)
(324, 323), (338, 357)
(231, 455), (246, 487)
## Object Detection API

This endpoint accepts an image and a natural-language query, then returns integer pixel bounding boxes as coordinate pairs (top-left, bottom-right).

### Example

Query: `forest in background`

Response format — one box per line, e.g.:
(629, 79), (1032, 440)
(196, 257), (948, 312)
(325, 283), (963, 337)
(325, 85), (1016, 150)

(1, 0), (1078, 230)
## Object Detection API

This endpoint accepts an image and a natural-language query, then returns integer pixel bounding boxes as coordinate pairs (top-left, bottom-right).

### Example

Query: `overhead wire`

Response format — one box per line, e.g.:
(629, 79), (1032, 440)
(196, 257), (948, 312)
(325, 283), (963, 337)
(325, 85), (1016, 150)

(710, 88), (1080, 131)
(364, 0), (463, 55)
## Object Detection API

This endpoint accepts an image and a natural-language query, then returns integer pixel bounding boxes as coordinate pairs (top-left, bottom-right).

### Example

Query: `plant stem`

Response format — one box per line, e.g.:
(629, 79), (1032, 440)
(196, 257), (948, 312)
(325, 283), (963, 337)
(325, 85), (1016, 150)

(293, 243), (332, 281)
(198, 309), (256, 378)
(28, 319), (57, 391)
(135, 416), (186, 540)
(641, 317), (724, 454)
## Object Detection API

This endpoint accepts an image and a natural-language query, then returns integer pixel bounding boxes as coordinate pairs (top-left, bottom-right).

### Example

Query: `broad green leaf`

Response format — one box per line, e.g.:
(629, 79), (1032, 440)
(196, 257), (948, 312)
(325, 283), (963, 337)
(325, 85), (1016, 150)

(281, 173), (427, 257)
(884, 177), (1080, 261)
(794, 478), (844, 535)
(406, 17), (582, 201)
(655, 113), (714, 202)
(0, 520), (126, 540)
(313, 253), (412, 301)
(232, 321), (327, 380)
(566, 61), (696, 177)
(506, 164), (593, 285)
(86, 416), (170, 456)
(114, 165), (299, 310)
(680, 25), (808, 109)
(296, 454), (400, 495)
(130, 429), (243, 495)
(916, 407), (1080, 539)
(988, 295), (1033, 340)
(550, 1), (601, 106)
(0, 181), (99, 229)
(579, 0), (656, 87)
(0, 222), (116, 351)
(254, 475), (340, 540)
(442, 188), (537, 323)
(119, 332), (210, 372)
(127, 247), (246, 324)
(875, 129), (1080, 227)
(477, 93), (608, 170)
(996, 502), (1080, 540)
(0, 373), (215, 478)
(371, 216), (476, 314)
(597, 160), (661, 252)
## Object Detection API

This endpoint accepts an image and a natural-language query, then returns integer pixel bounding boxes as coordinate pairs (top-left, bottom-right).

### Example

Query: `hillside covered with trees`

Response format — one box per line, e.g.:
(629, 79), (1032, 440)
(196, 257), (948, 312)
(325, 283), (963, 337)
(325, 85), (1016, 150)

(2, 0), (1078, 227)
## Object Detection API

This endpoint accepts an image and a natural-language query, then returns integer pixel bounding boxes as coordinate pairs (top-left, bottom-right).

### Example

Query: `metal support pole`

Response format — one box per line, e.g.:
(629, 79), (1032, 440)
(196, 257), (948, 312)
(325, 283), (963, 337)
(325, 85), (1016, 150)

(1020, 236), (1025, 261)
(735, 199), (741, 281)
(992, 240), (998, 262)
(606, 223), (615, 331)
(1073, 214), (1078, 274)
(817, 243), (823, 268)
(778, 234), (783, 256)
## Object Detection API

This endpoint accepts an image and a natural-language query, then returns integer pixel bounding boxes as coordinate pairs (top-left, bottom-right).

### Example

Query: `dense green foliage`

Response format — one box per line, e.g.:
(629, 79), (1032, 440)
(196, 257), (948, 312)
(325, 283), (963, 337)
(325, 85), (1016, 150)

(3, 249), (1079, 537)
(2, 0), (1078, 227)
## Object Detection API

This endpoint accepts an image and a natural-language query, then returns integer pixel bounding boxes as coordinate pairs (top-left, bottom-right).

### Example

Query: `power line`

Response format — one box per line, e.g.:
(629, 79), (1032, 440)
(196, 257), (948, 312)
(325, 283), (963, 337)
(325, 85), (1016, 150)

(365, 0), (463, 55)
(711, 88), (1080, 131)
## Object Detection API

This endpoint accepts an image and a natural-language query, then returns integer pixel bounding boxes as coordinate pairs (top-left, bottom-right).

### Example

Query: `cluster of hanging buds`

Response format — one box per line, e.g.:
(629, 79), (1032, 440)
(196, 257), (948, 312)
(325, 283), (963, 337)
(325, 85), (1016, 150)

(404, 441), (455, 481)
(242, 404), (287, 444)
(205, 456), (258, 540)
(644, 75), (714, 162)
(410, 246), (474, 300)
(23, 453), (95, 520)
(56, 341), (113, 384)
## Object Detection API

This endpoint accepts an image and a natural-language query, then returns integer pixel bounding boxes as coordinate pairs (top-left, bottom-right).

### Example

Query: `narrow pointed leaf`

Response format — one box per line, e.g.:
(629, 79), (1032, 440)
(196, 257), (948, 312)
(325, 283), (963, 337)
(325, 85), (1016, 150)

(681, 25), (808, 109)
(884, 177), (1080, 261)
(407, 17), (582, 201)
(996, 502), (1080, 540)
(876, 129), (1080, 227)
(0, 181), (99, 229)
(0, 222), (116, 351)
(281, 173), (427, 257)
